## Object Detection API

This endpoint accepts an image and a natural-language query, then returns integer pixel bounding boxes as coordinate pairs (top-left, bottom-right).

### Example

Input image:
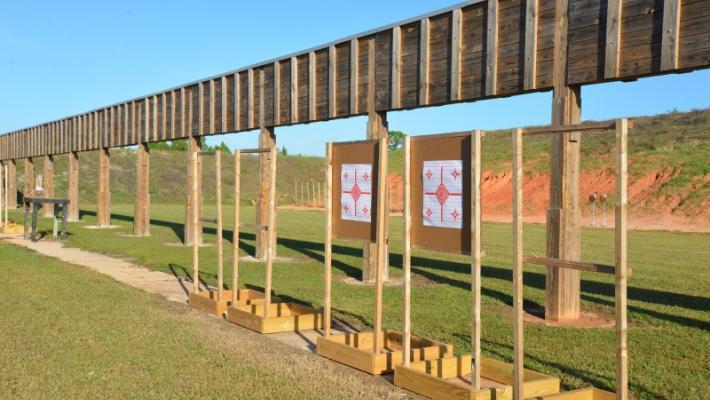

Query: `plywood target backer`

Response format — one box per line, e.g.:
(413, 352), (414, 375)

(330, 140), (381, 242)
(340, 164), (372, 223)
(410, 133), (472, 254)
(422, 160), (463, 229)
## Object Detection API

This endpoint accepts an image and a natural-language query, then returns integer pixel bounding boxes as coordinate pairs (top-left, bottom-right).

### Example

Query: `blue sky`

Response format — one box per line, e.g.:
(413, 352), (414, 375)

(1, 0), (708, 156)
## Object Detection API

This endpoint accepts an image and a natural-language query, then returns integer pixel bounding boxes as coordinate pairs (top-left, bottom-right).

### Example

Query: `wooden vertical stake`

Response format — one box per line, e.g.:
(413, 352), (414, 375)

(232, 150), (241, 303)
(263, 146), (277, 318)
(309, 52), (317, 121)
(291, 57), (298, 124)
(350, 39), (359, 115)
(216, 150), (224, 301)
(615, 119), (629, 400)
(391, 26), (402, 109)
(471, 130), (482, 390)
(402, 135), (412, 365)
(373, 137), (388, 355)
(324, 143), (333, 336)
(329, 45), (337, 118)
(419, 18), (430, 106)
(450, 9), (462, 100)
(605, 0), (622, 78)
(512, 128), (524, 400)
(68, 152), (80, 221)
(191, 149), (200, 293)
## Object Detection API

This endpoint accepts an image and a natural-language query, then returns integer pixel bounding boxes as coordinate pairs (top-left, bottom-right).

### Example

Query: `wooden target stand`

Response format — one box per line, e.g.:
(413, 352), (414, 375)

(188, 149), (270, 316)
(393, 131), (559, 399)
(225, 147), (323, 334)
(511, 119), (631, 400)
(316, 138), (452, 375)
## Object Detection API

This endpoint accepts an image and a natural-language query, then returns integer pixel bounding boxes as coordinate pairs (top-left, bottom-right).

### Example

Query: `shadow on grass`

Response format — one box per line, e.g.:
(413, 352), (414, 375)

(75, 210), (710, 331)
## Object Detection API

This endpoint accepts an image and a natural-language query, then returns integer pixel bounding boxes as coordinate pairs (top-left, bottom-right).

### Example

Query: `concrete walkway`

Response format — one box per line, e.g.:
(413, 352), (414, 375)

(2, 235), (344, 352)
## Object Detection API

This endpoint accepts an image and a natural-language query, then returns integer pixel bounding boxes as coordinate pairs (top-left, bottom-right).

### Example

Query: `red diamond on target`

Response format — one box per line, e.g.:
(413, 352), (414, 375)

(435, 184), (450, 205)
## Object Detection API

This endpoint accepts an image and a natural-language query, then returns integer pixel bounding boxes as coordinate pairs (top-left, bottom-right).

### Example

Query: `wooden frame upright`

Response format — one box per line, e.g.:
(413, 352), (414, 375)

(512, 119), (631, 400)
(317, 137), (452, 375)
(394, 130), (560, 399)
(225, 146), (323, 334)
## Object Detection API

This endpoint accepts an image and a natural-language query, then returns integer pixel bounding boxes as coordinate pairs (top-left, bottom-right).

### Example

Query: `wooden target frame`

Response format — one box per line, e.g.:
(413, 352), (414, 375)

(512, 119), (631, 400)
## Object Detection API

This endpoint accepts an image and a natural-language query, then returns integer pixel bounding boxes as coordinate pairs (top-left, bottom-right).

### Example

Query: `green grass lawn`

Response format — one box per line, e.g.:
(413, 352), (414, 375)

(6, 204), (709, 399)
(0, 243), (415, 399)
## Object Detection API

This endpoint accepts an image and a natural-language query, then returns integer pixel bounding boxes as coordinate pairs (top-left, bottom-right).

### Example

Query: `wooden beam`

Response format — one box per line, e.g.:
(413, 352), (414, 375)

(209, 80), (215, 134)
(290, 58), (298, 124)
(402, 135), (411, 365)
(233, 73), (241, 131)
(231, 149), (241, 304)
(363, 110), (389, 283)
(524, 0), (539, 89)
(97, 148), (111, 228)
(263, 146), (278, 318)
(134, 142), (150, 237)
(350, 39), (358, 115)
(184, 136), (203, 245)
(471, 130), (482, 390)
(256, 127), (276, 259)
(605, 0), (623, 79)
(329, 46), (337, 118)
(450, 9), (462, 100)
(523, 256), (620, 275)
(373, 137), (388, 355)
(23, 158), (33, 200)
(548, 0), (582, 322)
(221, 76), (228, 132)
(661, 0), (682, 71)
(419, 18), (430, 106)
(521, 120), (621, 136)
(512, 128), (524, 400)
(309, 51), (316, 121)
(486, 0), (499, 96)
(6, 160), (16, 209)
(42, 155), (54, 217)
(391, 26), (402, 108)
(615, 118), (629, 400)
(191, 147), (200, 292)
(67, 152), (79, 221)
(324, 142), (333, 336)
(216, 150), (224, 301)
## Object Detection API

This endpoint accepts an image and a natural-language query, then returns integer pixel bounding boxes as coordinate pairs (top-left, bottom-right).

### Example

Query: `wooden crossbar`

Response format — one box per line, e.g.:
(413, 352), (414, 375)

(239, 148), (271, 154)
(240, 223), (268, 231)
(520, 120), (633, 136)
(523, 256), (630, 276)
(200, 217), (218, 224)
(198, 151), (216, 156)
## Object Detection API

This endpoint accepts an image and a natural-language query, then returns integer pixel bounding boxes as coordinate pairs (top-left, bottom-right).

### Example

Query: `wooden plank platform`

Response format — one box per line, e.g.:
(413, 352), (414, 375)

(538, 387), (616, 400)
(316, 331), (453, 375)
(225, 302), (322, 334)
(188, 289), (272, 316)
(394, 355), (560, 400)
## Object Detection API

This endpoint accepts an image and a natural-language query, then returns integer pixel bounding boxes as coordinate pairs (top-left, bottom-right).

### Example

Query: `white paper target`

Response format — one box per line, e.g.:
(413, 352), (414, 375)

(340, 164), (372, 223)
(422, 160), (463, 229)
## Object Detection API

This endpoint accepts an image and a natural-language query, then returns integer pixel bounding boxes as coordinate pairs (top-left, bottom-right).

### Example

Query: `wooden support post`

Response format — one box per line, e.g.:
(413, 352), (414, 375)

(6, 160), (16, 209)
(450, 9), (462, 100)
(191, 149), (200, 293)
(419, 18), (430, 106)
(134, 143), (150, 236)
(471, 130), (482, 390)
(216, 150), (224, 301)
(97, 148), (111, 228)
(256, 127), (276, 259)
(363, 110), (389, 283)
(391, 26), (402, 108)
(373, 137), (388, 355)
(263, 146), (277, 318)
(512, 128), (524, 400)
(184, 136), (203, 245)
(42, 154), (54, 217)
(402, 135), (412, 365)
(329, 45), (337, 118)
(23, 158), (33, 200)
(547, 0), (581, 322)
(232, 150), (241, 304)
(324, 143), (333, 336)
(615, 119), (629, 400)
(67, 152), (79, 221)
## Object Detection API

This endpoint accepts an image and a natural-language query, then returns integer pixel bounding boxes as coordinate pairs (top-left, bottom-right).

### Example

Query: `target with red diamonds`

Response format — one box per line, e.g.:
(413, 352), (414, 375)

(409, 132), (473, 254)
(340, 164), (372, 223)
(422, 160), (463, 229)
